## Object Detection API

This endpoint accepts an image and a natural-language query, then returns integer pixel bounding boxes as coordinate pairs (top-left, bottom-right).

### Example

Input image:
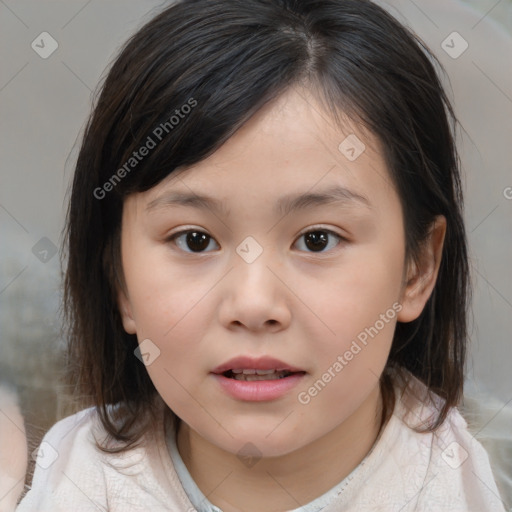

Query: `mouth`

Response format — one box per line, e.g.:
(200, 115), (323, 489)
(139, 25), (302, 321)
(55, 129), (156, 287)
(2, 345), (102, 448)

(221, 369), (305, 381)
(212, 359), (307, 401)
(211, 356), (307, 402)
(212, 356), (306, 380)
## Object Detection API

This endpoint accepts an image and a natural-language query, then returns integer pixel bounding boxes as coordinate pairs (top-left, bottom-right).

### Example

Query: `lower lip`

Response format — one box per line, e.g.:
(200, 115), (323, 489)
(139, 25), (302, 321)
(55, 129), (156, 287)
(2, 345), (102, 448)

(212, 373), (305, 401)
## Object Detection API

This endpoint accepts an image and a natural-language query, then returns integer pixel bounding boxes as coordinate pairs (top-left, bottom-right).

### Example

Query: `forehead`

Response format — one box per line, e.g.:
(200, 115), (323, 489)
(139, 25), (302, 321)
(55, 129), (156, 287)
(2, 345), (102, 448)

(132, 88), (397, 218)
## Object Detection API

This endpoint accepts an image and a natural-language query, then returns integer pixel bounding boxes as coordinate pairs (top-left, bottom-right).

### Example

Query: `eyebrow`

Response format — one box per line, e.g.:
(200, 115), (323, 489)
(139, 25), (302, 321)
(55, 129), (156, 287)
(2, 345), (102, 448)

(146, 185), (372, 217)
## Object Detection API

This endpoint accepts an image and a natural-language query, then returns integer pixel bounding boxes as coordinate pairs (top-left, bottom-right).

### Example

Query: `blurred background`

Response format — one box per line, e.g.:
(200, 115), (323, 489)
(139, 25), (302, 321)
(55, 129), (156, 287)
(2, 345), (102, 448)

(1, 0), (511, 506)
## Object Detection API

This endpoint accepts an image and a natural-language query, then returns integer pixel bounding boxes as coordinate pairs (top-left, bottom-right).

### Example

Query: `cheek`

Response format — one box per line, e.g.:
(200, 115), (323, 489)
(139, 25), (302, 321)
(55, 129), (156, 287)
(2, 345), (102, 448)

(124, 245), (223, 336)
(306, 254), (402, 335)
(122, 249), (217, 407)
(297, 243), (404, 380)
(124, 247), (209, 337)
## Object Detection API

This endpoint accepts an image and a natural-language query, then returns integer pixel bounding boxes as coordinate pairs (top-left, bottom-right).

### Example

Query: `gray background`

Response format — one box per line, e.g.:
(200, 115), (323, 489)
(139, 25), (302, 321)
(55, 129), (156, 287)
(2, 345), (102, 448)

(1, 0), (511, 474)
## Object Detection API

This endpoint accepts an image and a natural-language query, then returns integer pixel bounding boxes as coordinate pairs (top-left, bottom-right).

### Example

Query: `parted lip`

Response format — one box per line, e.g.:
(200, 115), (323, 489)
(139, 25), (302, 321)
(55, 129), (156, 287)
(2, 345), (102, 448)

(211, 356), (305, 374)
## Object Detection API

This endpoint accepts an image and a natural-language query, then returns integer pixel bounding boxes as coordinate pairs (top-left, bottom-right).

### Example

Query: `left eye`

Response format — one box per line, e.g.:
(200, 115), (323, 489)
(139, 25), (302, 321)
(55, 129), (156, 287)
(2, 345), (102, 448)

(294, 229), (343, 253)
(168, 230), (220, 253)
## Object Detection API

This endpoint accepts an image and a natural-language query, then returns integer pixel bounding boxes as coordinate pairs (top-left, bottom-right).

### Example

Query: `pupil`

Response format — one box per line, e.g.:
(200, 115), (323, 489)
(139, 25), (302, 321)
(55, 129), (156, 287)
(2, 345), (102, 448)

(305, 231), (328, 251)
(187, 231), (209, 252)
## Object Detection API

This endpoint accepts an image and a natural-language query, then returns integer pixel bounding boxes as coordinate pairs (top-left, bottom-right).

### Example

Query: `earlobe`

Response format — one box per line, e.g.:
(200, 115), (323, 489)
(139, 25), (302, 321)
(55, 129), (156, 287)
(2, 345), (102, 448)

(117, 289), (137, 334)
(397, 215), (447, 323)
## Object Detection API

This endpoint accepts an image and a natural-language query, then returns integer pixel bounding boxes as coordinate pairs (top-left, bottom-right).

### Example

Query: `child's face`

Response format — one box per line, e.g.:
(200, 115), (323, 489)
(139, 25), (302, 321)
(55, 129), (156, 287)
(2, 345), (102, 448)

(119, 88), (409, 457)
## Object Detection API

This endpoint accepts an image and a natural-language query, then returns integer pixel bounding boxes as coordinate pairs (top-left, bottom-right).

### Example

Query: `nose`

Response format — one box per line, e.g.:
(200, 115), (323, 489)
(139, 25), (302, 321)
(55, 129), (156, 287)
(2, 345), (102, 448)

(218, 247), (292, 333)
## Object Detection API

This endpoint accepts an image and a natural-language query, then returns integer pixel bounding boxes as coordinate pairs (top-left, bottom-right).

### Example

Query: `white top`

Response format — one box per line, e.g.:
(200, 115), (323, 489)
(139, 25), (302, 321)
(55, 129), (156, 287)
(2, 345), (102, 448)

(16, 375), (507, 512)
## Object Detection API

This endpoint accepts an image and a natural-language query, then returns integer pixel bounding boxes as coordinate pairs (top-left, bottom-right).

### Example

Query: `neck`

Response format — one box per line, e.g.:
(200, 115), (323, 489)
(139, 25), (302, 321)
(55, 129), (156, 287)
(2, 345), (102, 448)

(177, 384), (384, 512)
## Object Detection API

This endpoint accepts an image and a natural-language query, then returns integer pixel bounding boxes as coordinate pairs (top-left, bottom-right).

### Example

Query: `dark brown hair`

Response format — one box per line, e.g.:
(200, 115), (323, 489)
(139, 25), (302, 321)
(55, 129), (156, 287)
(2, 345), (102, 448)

(63, 0), (470, 449)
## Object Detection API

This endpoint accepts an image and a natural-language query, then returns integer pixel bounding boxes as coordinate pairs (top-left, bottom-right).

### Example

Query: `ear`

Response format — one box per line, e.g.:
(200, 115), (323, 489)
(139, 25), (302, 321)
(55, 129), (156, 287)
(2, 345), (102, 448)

(117, 288), (137, 334)
(397, 215), (446, 323)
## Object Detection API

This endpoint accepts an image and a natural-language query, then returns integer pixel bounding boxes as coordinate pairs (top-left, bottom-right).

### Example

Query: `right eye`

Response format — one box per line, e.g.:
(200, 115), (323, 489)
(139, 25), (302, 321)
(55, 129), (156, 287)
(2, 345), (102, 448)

(167, 229), (220, 253)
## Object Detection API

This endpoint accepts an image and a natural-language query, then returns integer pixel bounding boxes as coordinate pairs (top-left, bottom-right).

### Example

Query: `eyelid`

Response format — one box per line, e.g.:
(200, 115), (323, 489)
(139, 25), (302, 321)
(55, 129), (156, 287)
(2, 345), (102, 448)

(296, 224), (347, 239)
(165, 225), (347, 240)
(166, 225), (209, 238)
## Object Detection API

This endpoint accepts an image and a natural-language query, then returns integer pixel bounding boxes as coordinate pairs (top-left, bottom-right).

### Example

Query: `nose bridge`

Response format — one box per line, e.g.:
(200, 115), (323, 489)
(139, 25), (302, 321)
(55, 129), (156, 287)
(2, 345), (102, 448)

(232, 235), (277, 295)
(219, 236), (291, 330)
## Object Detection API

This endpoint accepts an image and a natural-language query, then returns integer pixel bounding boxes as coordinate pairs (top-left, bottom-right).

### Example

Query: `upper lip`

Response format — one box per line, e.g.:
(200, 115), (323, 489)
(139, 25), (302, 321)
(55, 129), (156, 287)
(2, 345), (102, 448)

(211, 356), (304, 374)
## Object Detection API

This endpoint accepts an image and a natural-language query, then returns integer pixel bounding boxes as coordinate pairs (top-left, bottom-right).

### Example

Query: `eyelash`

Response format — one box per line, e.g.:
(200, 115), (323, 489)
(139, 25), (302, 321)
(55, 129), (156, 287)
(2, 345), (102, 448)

(166, 226), (346, 255)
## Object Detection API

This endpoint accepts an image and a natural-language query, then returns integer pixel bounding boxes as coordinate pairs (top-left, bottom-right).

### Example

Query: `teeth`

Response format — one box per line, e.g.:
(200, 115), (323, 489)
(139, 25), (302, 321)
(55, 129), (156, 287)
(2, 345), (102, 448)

(231, 370), (291, 381)
(256, 369), (276, 375)
(231, 369), (279, 375)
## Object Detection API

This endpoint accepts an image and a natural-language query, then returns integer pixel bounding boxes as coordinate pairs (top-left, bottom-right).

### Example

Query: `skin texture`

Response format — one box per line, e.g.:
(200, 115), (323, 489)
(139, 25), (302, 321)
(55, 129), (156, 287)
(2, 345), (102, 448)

(118, 87), (446, 511)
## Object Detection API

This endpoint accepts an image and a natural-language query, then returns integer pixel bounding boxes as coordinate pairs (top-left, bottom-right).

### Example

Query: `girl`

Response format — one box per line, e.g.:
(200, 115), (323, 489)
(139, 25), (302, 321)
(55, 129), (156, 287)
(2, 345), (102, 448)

(16, 0), (506, 510)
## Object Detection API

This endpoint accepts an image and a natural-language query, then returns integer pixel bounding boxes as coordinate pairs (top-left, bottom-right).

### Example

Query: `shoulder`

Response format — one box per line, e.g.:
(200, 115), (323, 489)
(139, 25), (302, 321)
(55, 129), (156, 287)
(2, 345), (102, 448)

(16, 404), (196, 512)
(17, 407), (110, 512)
(396, 375), (507, 511)
(459, 387), (512, 509)
(338, 373), (506, 511)
(35, 407), (101, 458)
